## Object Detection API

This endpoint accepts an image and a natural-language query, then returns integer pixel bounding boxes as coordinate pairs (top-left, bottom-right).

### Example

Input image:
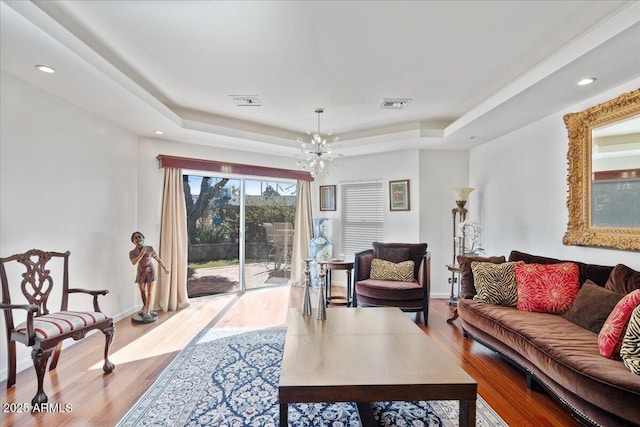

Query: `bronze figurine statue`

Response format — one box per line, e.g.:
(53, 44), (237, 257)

(129, 231), (169, 323)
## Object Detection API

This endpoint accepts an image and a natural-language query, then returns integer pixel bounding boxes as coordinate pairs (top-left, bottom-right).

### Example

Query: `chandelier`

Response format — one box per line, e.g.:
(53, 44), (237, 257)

(296, 108), (340, 177)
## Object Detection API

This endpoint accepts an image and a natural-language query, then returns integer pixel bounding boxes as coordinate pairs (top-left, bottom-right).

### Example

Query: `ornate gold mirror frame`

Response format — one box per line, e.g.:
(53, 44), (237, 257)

(563, 88), (640, 251)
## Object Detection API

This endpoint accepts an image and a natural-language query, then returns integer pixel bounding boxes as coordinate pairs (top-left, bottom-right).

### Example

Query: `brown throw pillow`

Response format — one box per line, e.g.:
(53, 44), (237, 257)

(562, 280), (623, 333)
(376, 247), (410, 264)
(606, 264), (640, 295)
(457, 255), (506, 299)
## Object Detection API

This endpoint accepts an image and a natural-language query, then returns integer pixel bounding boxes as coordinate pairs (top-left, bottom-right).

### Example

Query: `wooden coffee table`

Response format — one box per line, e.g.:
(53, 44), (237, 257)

(279, 307), (477, 426)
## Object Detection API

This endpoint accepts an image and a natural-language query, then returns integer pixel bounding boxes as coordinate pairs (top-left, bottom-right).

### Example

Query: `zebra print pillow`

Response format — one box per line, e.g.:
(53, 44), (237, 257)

(621, 305), (640, 375)
(370, 258), (415, 282)
(471, 261), (523, 306)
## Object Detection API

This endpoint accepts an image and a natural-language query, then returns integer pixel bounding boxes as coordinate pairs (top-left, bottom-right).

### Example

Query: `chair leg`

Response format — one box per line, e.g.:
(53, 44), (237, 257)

(102, 325), (116, 373)
(7, 340), (16, 388)
(423, 306), (429, 326)
(49, 341), (63, 371)
(31, 347), (54, 406)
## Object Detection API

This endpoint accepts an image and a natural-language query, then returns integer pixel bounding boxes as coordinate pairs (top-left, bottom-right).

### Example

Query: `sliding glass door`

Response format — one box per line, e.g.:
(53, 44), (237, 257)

(184, 175), (241, 297)
(244, 179), (296, 290)
(184, 174), (296, 297)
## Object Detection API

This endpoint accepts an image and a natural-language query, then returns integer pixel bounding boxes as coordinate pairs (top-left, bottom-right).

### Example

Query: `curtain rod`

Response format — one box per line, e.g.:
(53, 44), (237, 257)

(157, 155), (313, 181)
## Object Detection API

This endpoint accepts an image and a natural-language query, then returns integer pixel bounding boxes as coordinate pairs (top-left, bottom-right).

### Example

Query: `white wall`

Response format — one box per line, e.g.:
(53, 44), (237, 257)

(0, 71), (139, 381)
(469, 78), (640, 271)
(312, 149), (421, 248)
(419, 150), (470, 298)
(312, 149), (468, 297)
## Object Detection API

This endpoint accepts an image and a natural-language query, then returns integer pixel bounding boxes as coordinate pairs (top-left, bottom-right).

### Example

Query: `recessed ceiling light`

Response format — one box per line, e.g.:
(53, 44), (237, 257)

(577, 77), (596, 86)
(35, 65), (55, 73)
(379, 98), (412, 109)
(154, 130), (164, 135)
(230, 95), (262, 106)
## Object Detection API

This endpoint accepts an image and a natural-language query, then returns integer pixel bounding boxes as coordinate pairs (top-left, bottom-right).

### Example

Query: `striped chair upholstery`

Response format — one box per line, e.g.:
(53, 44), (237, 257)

(14, 311), (109, 340)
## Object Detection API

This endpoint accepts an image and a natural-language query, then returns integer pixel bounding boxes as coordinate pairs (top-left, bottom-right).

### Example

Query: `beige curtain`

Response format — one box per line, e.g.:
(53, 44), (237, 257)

(157, 168), (190, 311)
(291, 179), (313, 285)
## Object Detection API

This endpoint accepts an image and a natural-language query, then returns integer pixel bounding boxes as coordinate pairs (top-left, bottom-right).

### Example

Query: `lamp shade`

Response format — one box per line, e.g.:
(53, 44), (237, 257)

(452, 187), (475, 201)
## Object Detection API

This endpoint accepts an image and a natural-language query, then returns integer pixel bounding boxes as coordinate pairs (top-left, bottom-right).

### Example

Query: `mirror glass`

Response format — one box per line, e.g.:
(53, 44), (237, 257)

(591, 114), (640, 228)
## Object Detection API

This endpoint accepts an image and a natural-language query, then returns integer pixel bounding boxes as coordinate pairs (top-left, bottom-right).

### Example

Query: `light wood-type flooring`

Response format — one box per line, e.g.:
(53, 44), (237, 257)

(1, 285), (581, 426)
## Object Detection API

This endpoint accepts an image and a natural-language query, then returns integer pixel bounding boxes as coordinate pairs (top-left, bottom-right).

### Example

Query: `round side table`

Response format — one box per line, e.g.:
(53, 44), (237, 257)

(326, 260), (354, 307)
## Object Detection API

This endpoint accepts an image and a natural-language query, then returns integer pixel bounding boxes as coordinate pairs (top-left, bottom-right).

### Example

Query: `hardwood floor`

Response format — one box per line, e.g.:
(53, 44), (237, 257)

(1, 285), (581, 427)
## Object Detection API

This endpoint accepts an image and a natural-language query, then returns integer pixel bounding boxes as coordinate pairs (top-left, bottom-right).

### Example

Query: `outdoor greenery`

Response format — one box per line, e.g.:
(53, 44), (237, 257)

(245, 200), (295, 242)
(184, 176), (296, 245)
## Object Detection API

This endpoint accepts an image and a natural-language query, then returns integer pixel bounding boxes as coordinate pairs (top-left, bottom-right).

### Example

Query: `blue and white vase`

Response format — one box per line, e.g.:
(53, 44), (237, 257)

(309, 218), (333, 287)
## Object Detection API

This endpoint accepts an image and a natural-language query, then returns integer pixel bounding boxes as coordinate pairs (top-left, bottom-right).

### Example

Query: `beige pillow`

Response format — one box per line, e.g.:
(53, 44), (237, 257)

(471, 261), (522, 306)
(370, 258), (415, 282)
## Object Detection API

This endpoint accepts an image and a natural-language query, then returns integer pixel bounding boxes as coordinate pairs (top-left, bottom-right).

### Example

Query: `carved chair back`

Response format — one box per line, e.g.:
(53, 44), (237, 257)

(0, 250), (71, 326)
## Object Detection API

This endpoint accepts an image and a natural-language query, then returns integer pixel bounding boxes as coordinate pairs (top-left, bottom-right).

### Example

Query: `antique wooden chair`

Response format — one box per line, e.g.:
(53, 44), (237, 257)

(0, 249), (115, 407)
(353, 242), (431, 325)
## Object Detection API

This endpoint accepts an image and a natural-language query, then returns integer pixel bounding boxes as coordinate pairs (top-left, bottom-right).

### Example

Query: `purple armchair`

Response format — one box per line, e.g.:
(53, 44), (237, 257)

(353, 242), (430, 325)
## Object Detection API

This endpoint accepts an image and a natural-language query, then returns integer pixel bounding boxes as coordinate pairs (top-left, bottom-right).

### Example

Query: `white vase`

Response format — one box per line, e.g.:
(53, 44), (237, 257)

(309, 218), (333, 287)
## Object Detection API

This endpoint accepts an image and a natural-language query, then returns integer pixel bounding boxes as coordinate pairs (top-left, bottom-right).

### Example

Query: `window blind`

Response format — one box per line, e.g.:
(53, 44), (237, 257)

(340, 180), (384, 258)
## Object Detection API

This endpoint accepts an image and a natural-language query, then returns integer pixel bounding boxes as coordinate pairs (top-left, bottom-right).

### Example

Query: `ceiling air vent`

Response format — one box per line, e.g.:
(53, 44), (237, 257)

(379, 98), (412, 110)
(230, 95), (262, 106)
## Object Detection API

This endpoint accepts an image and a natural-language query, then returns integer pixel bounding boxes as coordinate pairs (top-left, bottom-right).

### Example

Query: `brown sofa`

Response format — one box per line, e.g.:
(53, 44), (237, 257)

(457, 250), (640, 427)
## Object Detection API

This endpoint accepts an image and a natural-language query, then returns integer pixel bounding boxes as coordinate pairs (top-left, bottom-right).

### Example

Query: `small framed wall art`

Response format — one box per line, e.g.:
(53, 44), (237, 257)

(389, 179), (410, 211)
(320, 185), (336, 211)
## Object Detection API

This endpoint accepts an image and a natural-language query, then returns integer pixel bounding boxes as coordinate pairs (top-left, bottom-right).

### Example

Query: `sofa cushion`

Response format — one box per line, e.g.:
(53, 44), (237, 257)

(599, 289), (640, 359)
(457, 255), (506, 299)
(606, 264), (640, 295)
(515, 262), (579, 314)
(561, 280), (623, 333)
(370, 258), (414, 282)
(508, 250), (613, 286)
(471, 261), (521, 306)
(376, 247), (410, 263)
(621, 305), (640, 375)
(355, 278), (423, 301)
(372, 242), (426, 280)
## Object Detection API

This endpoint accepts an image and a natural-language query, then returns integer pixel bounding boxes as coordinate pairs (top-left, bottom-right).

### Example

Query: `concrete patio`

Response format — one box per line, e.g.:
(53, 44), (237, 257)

(187, 262), (292, 297)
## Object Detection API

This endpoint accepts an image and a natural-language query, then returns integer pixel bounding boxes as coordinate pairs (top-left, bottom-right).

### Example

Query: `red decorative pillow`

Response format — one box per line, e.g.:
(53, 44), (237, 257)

(515, 262), (580, 314)
(599, 289), (640, 359)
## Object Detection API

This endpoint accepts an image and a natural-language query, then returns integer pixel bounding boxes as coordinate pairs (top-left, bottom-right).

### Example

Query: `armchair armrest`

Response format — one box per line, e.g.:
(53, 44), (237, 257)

(418, 252), (431, 289)
(354, 249), (374, 281)
(418, 252), (431, 308)
(0, 303), (38, 345)
(68, 288), (110, 313)
(0, 302), (39, 313)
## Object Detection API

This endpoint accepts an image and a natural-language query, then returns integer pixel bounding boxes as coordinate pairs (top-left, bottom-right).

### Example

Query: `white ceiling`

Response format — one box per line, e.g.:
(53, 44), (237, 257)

(1, 0), (639, 158)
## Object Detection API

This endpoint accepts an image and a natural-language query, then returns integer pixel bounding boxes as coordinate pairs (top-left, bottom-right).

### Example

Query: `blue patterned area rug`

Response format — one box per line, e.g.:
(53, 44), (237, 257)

(117, 327), (507, 426)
